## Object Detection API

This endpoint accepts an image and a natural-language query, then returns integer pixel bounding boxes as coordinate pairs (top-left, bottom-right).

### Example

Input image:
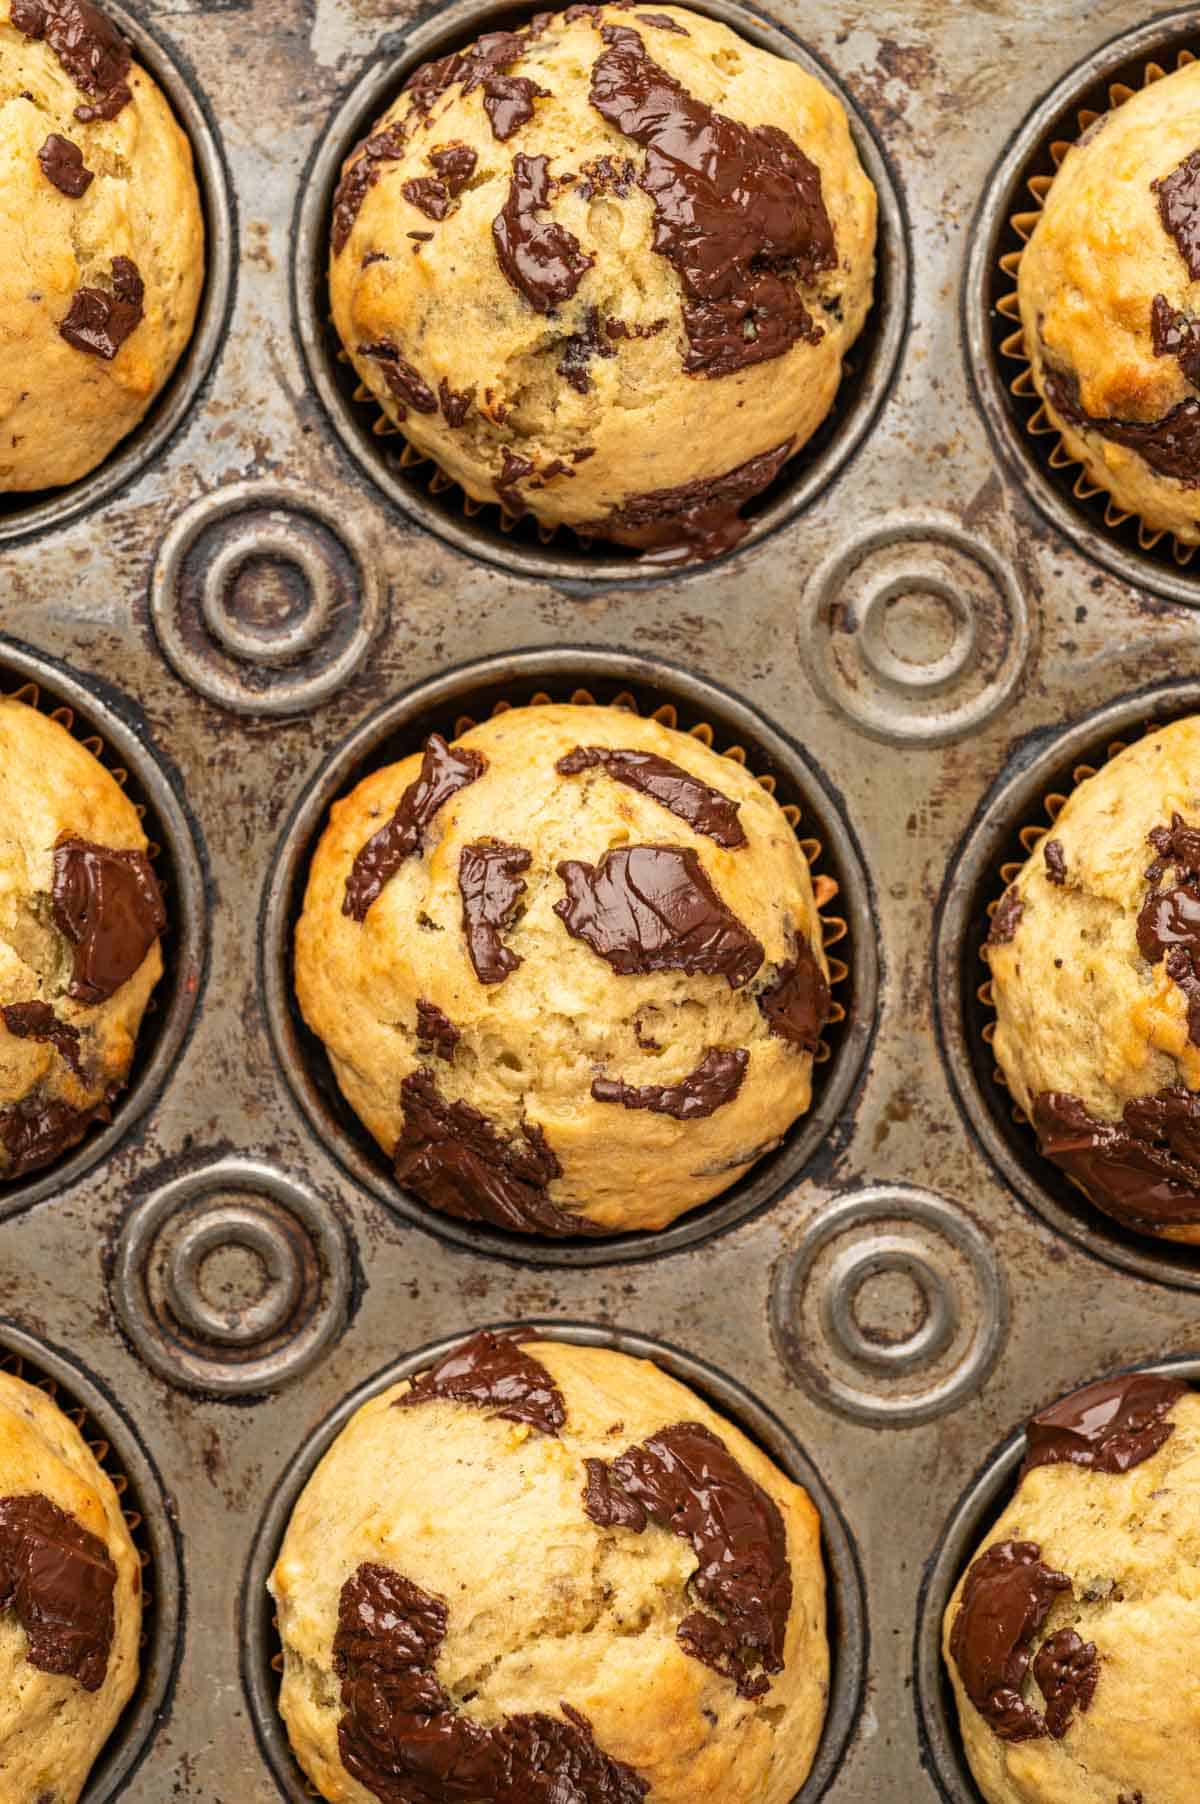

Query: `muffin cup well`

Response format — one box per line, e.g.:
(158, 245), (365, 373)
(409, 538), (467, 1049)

(261, 647), (877, 1268)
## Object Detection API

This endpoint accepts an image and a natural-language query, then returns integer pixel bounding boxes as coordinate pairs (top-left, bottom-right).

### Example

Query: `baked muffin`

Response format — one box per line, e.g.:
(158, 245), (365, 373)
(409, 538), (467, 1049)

(1020, 60), (1200, 540)
(0, 1366), (141, 1802)
(270, 1330), (828, 1803)
(0, 0), (205, 492)
(328, 4), (876, 563)
(985, 716), (1200, 1243)
(0, 697), (166, 1180)
(944, 1368), (1200, 1804)
(295, 701), (831, 1236)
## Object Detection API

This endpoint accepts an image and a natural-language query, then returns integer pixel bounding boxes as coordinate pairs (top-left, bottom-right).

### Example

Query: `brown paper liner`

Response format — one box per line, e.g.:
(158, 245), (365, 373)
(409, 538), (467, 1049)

(996, 48), (1199, 566)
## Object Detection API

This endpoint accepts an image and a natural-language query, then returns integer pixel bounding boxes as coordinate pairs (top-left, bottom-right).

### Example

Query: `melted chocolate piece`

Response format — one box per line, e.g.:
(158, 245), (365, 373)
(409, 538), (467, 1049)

(556, 745), (746, 847)
(1031, 1088), (1200, 1230)
(0, 1493), (116, 1691)
(394, 1068), (602, 1237)
(1136, 813), (1200, 1045)
(583, 1421), (791, 1699)
(949, 1541), (1073, 1742)
(556, 844), (764, 987)
(1043, 366), (1200, 488)
(415, 1000), (459, 1062)
(592, 1045), (748, 1118)
(496, 447), (535, 513)
(438, 377), (472, 427)
(334, 1562), (648, 1804)
(37, 132), (93, 197)
(396, 1327), (566, 1435)
(492, 152), (595, 313)
(987, 887), (1023, 947)
(484, 73), (551, 140)
(343, 736), (485, 922)
(1031, 1630), (1099, 1740)
(589, 26), (833, 378)
(403, 142), (478, 221)
(756, 943), (831, 1053)
(1021, 1372), (1186, 1477)
(12, 0), (132, 122)
(59, 255), (144, 361)
(557, 307), (617, 393)
(458, 841), (531, 984)
(0, 1092), (110, 1178)
(1151, 293), (1200, 389)
(1154, 148), (1200, 281)
(1043, 838), (1067, 885)
(51, 838), (165, 1004)
(587, 440), (792, 563)
(403, 19), (550, 117)
(360, 342), (439, 419)
(332, 126), (406, 254)
(2, 1001), (84, 1079)
(636, 11), (688, 29)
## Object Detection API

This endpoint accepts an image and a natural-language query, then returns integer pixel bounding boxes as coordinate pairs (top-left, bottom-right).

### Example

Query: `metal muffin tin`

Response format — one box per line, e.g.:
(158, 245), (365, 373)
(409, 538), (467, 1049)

(6, 0), (1200, 1799)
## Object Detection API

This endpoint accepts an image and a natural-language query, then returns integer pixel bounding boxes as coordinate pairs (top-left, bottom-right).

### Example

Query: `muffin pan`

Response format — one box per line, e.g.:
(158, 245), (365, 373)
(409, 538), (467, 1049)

(8, 0), (1200, 1798)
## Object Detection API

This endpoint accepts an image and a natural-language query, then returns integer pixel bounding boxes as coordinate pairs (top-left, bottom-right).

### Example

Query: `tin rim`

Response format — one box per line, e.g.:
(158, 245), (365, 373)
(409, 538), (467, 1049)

(260, 646), (877, 1268)
(290, 0), (909, 585)
(240, 1318), (868, 1804)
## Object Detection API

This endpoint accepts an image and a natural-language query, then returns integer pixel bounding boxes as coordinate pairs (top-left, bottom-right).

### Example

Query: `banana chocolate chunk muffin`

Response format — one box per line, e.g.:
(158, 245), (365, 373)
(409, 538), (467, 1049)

(327, 4), (876, 562)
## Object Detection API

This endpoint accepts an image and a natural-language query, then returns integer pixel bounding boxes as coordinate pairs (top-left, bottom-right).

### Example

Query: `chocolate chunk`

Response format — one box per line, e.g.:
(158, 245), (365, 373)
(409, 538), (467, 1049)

(401, 176), (453, 220)
(1154, 148), (1200, 281)
(987, 887), (1023, 947)
(1031, 1087), (1200, 1230)
(1136, 814), (1200, 1045)
(0, 1092), (111, 1178)
(592, 1045), (748, 1118)
(459, 841), (531, 984)
(949, 1541), (1074, 1742)
(605, 316), (667, 340)
(343, 735), (486, 922)
(556, 745), (746, 847)
(362, 250), (388, 268)
(2, 1002), (84, 1079)
(484, 73), (551, 140)
(1043, 838), (1067, 885)
(51, 837), (165, 1004)
(403, 21), (548, 116)
(756, 943), (831, 1052)
(636, 11), (689, 29)
(1043, 365), (1200, 488)
(11, 0), (132, 123)
(556, 844), (764, 987)
(577, 154), (636, 200)
(394, 1067), (602, 1237)
(589, 26), (833, 378)
(496, 446), (535, 513)
(1022, 1372), (1187, 1477)
(583, 1421), (791, 1699)
(37, 133), (93, 197)
(0, 1494), (116, 1692)
(557, 307), (617, 393)
(403, 141), (478, 220)
(585, 440), (792, 563)
(59, 255), (144, 361)
(396, 1327), (566, 1435)
(334, 1562), (649, 1804)
(492, 152), (595, 313)
(438, 376), (472, 426)
(359, 341), (438, 418)
(1031, 1630), (1099, 1740)
(1151, 293), (1200, 389)
(415, 1000), (459, 1062)
(332, 126), (406, 254)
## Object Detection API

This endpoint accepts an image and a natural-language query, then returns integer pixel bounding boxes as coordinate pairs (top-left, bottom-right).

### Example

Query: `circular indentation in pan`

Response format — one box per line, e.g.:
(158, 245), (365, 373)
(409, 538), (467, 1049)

(0, 637), (207, 1222)
(0, 1318), (184, 1801)
(0, 2), (235, 547)
(966, 8), (1200, 605)
(242, 1320), (867, 1804)
(292, 0), (908, 584)
(261, 647), (876, 1267)
(914, 1354), (1195, 1803)
(934, 676), (1200, 1290)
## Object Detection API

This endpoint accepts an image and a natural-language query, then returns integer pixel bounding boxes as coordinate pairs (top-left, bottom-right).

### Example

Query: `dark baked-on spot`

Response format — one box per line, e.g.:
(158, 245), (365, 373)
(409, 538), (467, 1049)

(987, 887), (1023, 947)
(1151, 293), (1200, 390)
(52, 837), (165, 1005)
(1021, 1371), (1186, 1478)
(592, 1045), (748, 1119)
(1137, 813), (1200, 1045)
(1031, 1087), (1200, 1231)
(0, 1493), (116, 1692)
(394, 1067), (602, 1237)
(37, 133), (93, 197)
(396, 1326), (566, 1436)
(343, 735), (486, 922)
(2, 1002), (84, 1080)
(403, 141), (478, 221)
(1043, 364), (1200, 488)
(556, 844), (764, 987)
(359, 341), (439, 420)
(583, 1420), (791, 1699)
(334, 1563), (649, 1804)
(949, 1540), (1090, 1742)
(59, 255), (144, 361)
(1154, 148), (1200, 281)
(589, 25), (833, 379)
(556, 745), (746, 847)
(459, 841), (531, 984)
(332, 126), (406, 255)
(493, 152), (595, 313)
(415, 1000), (459, 1062)
(1043, 839), (1067, 885)
(756, 942), (830, 1053)
(583, 439), (793, 563)
(12, 0), (132, 123)
(0, 1092), (112, 1179)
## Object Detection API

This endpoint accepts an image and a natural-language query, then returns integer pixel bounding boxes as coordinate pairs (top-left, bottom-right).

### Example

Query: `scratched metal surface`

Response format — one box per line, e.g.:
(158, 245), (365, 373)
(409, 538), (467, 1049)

(4, 0), (1200, 1799)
